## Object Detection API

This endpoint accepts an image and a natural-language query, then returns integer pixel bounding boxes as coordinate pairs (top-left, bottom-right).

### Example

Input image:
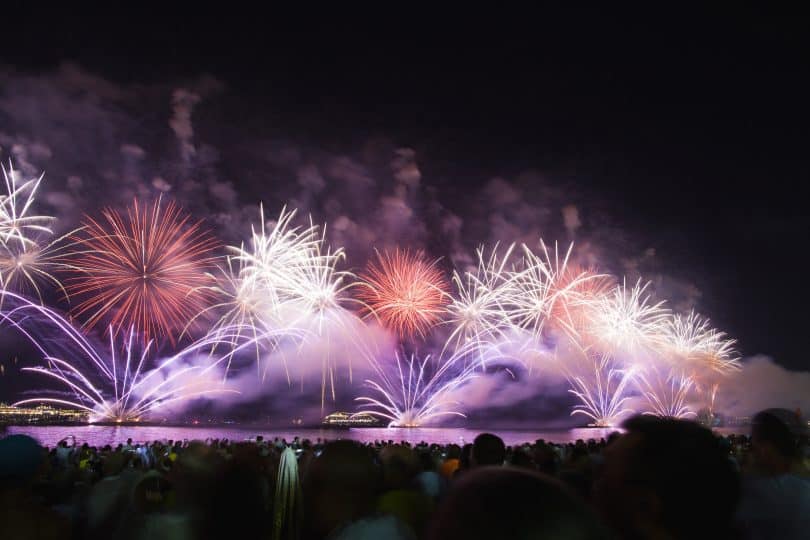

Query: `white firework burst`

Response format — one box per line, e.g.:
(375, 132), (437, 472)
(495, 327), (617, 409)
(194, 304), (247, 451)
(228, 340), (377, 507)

(566, 351), (637, 427)
(585, 279), (669, 356)
(443, 243), (518, 365)
(636, 367), (696, 419)
(659, 311), (740, 374)
(507, 241), (609, 341)
(2, 291), (239, 422)
(0, 162), (73, 303)
(356, 350), (477, 427)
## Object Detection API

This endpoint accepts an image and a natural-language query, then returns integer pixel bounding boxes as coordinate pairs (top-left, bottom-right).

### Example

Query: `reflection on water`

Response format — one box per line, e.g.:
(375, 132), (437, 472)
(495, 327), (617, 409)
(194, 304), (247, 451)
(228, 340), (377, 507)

(4, 424), (746, 447)
(3, 425), (630, 447)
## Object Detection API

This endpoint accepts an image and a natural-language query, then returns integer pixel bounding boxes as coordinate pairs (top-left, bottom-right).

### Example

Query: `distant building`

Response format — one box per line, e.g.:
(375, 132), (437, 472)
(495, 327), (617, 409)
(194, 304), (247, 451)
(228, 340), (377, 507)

(322, 411), (382, 426)
(0, 403), (89, 424)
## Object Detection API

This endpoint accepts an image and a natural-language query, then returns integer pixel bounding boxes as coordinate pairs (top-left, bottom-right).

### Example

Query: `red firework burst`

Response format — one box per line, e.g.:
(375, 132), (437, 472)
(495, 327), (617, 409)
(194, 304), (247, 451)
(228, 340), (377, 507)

(357, 249), (449, 339)
(548, 264), (615, 336)
(66, 199), (218, 345)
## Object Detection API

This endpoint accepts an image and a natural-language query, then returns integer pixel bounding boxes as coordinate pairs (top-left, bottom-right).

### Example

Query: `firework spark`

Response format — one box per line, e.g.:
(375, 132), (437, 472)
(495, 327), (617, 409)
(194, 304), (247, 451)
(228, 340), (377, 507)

(567, 352), (637, 427)
(0, 233), (78, 304)
(195, 206), (333, 343)
(660, 311), (740, 374)
(0, 163), (73, 303)
(185, 256), (282, 377)
(584, 279), (669, 355)
(507, 241), (610, 340)
(355, 350), (476, 427)
(66, 198), (218, 345)
(231, 205), (323, 309)
(1, 291), (238, 422)
(0, 162), (54, 250)
(443, 244), (518, 364)
(636, 368), (696, 419)
(357, 249), (449, 339)
(189, 206), (359, 400)
(284, 233), (370, 406)
(545, 264), (614, 339)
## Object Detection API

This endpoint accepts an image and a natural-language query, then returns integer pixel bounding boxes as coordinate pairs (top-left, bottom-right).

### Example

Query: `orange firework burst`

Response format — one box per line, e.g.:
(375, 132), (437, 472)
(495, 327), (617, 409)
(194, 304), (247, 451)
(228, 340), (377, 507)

(357, 249), (449, 339)
(66, 199), (218, 345)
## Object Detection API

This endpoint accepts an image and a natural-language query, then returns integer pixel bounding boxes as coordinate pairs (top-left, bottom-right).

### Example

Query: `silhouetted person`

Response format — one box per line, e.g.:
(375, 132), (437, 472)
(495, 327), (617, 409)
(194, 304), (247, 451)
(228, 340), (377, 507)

(454, 443), (473, 477)
(302, 440), (381, 539)
(509, 446), (535, 469)
(471, 433), (505, 467)
(534, 441), (559, 477)
(594, 416), (740, 540)
(428, 467), (610, 540)
(0, 435), (68, 540)
(377, 445), (431, 537)
(200, 457), (270, 540)
(735, 409), (810, 539)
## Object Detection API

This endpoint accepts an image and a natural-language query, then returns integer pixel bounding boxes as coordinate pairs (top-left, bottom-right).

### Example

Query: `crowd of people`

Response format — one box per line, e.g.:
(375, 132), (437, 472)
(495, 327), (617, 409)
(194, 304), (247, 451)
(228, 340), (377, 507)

(1, 409), (808, 539)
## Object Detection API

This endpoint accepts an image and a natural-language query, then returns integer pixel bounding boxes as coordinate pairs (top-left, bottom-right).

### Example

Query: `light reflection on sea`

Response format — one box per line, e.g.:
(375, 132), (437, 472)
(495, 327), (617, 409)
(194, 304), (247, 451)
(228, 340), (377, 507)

(3, 425), (748, 448)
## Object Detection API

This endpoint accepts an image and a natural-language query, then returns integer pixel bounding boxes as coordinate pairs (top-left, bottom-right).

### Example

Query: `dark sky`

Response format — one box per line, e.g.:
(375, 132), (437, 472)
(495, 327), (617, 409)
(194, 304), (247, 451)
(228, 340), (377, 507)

(1, 6), (808, 374)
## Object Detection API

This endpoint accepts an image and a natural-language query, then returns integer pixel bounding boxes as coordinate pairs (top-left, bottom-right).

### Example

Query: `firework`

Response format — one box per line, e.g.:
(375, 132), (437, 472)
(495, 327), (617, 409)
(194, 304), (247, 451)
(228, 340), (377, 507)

(190, 206), (359, 399)
(355, 350), (476, 427)
(184, 256), (281, 377)
(507, 242), (612, 341)
(0, 232), (79, 304)
(0, 169), (745, 427)
(659, 311), (740, 374)
(443, 244), (518, 364)
(584, 279), (669, 355)
(0, 163), (73, 303)
(546, 263), (614, 338)
(285, 234), (370, 405)
(567, 352), (637, 427)
(1, 291), (237, 422)
(0, 162), (54, 250)
(232, 205), (323, 308)
(357, 249), (449, 339)
(506, 242), (564, 337)
(66, 198), (218, 345)
(198, 206), (333, 339)
(636, 368), (696, 419)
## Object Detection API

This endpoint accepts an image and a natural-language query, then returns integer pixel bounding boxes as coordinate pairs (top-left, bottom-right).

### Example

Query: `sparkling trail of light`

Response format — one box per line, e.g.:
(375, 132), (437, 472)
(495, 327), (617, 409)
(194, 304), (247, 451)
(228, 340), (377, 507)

(66, 198), (219, 345)
(0, 162), (75, 304)
(283, 230), (371, 407)
(357, 249), (450, 340)
(355, 348), (478, 427)
(0, 162), (53, 250)
(0, 230), (78, 305)
(659, 311), (740, 374)
(186, 255), (280, 377)
(190, 206), (361, 402)
(636, 368), (697, 419)
(231, 205), (323, 311)
(506, 241), (568, 338)
(566, 351), (637, 427)
(544, 263), (614, 340)
(442, 243), (519, 365)
(193, 206), (326, 346)
(584, 279), (670, 356)
(1, 291), (242, 422)
(501, 241), (613, 342)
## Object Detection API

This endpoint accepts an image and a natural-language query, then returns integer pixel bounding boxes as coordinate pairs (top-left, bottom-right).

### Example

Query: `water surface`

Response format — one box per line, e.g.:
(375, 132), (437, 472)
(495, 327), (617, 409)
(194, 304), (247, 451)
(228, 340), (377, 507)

(4, 424), (748, 447)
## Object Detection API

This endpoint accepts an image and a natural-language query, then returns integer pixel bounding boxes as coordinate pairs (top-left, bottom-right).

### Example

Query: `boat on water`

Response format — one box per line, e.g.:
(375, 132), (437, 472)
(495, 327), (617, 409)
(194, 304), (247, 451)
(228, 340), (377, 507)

(321, 411), (384, 427)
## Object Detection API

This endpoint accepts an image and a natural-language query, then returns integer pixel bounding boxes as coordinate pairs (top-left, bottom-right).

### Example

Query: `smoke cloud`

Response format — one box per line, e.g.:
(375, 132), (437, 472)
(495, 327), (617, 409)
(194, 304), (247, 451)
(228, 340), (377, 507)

(1, 62), (806, 423)
(717, 355), (810, 417)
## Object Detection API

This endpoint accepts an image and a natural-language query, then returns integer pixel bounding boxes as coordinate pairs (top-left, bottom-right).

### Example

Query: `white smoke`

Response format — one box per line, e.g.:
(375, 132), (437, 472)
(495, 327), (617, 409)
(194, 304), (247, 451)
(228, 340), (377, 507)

(717, 355), (810, 417)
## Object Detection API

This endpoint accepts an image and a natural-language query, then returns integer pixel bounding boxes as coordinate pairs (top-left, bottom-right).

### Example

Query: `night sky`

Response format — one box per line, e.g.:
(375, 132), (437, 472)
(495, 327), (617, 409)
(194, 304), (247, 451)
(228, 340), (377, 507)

(0, 5), (808, 406)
